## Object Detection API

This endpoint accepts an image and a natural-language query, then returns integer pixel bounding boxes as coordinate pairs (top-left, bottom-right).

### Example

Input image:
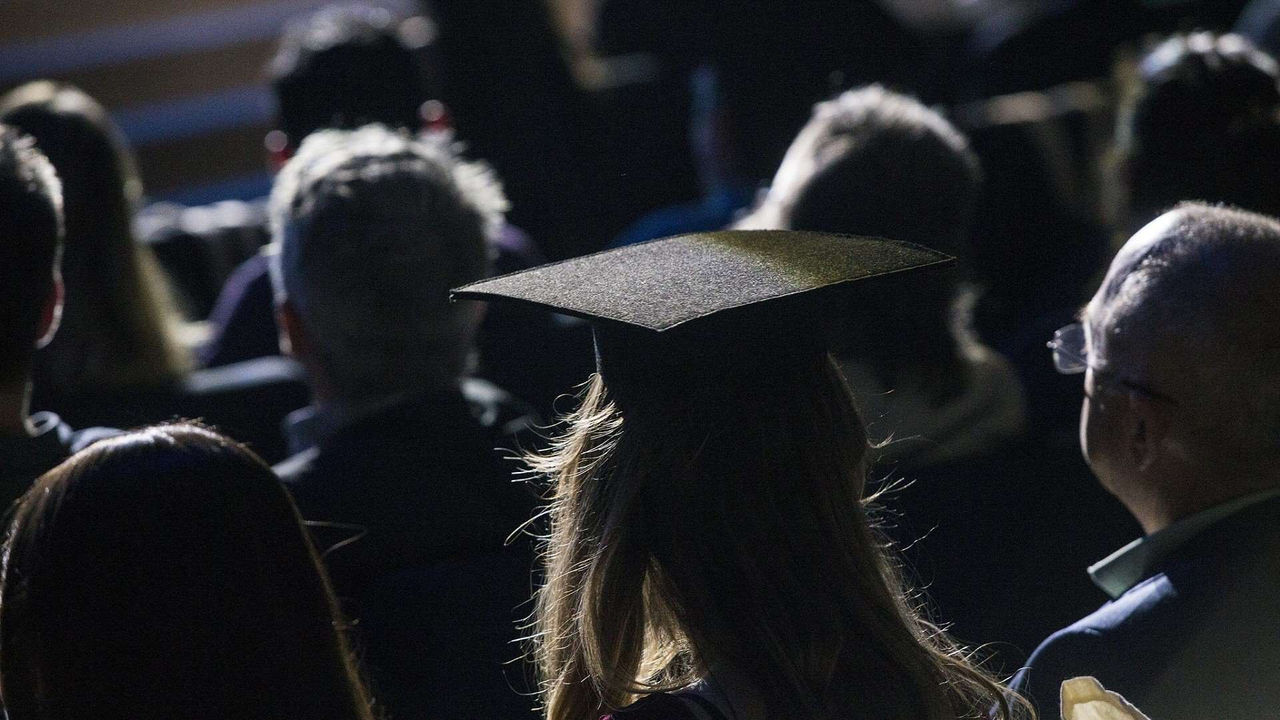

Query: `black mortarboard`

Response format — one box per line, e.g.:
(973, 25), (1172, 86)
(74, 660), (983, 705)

(452, 230), (952, 386)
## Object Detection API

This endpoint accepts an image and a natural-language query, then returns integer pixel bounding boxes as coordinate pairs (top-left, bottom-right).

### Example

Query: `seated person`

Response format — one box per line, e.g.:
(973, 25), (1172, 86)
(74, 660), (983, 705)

(1014, 204), (1280, 718)
(453, 230), (1028, 720)
(739, 85), (1024, 467)
(0, 125), (112, 502)
(1, 82), (312, 463)
(270, 124), (538, 719)
(1111, 32), (1280, 234)
(0, 423), (373, 720)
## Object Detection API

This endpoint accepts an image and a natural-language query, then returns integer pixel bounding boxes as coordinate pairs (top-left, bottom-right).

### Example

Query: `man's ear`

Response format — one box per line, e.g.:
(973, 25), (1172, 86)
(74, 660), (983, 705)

(1127, 393), (1174, 472)
(276, 299), (307, 359)
(35, 271), (64, 349)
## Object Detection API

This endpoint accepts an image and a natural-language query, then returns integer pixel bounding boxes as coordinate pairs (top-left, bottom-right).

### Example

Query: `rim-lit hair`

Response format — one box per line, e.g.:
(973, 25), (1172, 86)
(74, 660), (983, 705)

(0, 423), (374, 720)
(528, 355), (1026, 720)
(0, 125), (63, 384)
(268, 123), (507, 400)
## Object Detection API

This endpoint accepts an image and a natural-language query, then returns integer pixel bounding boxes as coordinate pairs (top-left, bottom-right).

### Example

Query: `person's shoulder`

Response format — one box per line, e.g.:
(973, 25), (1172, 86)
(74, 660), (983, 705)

(1014, 574), (1185, 710)
(601, 693), (706, 720)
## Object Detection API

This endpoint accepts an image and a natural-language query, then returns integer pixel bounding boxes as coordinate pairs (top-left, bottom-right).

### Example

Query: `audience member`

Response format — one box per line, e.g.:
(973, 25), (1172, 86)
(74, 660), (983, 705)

(269, 124), (538, 719)
(200, 2), (586, 416)
(1113, 32), (1280, 232)
(736, 84), (1123, 670)
(0, 423), (373, 720)
(455, 230), (1026, 720)
(200, 2), (446, 369)
(0, 82), (310, 462)
(0, 126), (112, 503)
(0, 82), (193, 404)
(1013, 203), (1280, 718)
(740, 85), (1024, 466)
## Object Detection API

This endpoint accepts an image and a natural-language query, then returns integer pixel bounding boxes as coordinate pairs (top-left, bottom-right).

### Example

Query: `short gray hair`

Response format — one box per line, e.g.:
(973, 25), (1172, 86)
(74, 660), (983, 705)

(1088, 202), (1280, 460)
(269, 124), (507, 400)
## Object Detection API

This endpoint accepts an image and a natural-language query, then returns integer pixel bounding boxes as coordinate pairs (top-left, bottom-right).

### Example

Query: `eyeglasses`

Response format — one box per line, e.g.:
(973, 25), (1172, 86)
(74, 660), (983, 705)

(1047, 323), (1179, 404)
(1047, 323), (1090, 375)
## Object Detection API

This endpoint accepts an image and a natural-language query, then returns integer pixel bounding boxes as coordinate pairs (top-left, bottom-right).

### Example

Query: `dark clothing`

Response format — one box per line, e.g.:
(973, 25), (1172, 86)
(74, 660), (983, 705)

(1011, 494), (1280, 719)
(881, 438), (1139, 672)
(33, 356), (309, 464)
(602, 693), (728, 720)
(0, 412), (115, 508)
(199, 252), (277, 368)
(276, 381), (539, 720)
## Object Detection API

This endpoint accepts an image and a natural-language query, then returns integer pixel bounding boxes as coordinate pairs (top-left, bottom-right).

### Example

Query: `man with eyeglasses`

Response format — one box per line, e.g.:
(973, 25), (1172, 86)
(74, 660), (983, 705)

(1010, 202), (1280, 718)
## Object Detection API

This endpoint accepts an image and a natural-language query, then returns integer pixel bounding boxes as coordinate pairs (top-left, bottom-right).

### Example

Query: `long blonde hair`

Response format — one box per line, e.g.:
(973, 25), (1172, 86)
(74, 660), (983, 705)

(530, 353), (1027, 720)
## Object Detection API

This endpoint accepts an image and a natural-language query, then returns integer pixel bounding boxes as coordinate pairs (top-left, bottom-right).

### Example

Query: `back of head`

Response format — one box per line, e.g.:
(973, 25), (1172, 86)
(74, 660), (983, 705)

(1090, 203), (1280, 470)
(741, 85), (983, 393)
(749, 85), (981, 256)
(0, 81), (188, 392)
(0, 125), (61, 387)
(1122, 33), (1280, 225)
(270, 124), (506, 400)
(533, 354), (1017, 720)
(0, 424), (371, 720)
(269, 3), (437, 146)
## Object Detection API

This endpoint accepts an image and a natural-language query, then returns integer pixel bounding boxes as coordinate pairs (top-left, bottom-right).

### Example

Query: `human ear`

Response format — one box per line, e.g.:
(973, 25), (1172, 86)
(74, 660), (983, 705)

(35, 270), (64, 349)
(1127, 393), (1173, 472)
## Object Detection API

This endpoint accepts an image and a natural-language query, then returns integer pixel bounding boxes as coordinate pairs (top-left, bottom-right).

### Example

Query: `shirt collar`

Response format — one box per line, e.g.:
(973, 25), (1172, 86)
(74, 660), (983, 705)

(1089, 487), (1280, 599)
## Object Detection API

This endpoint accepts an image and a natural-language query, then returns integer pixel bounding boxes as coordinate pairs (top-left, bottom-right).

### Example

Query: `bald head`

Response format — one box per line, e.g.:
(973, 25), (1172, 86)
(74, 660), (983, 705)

(1086, 203), (1280, 465)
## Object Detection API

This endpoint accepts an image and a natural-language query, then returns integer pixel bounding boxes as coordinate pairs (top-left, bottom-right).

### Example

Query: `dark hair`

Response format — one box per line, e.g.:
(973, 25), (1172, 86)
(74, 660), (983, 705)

(0, 423), (374, 720)
(0, 82), (190, 393)
(1123, 32), (1280, 223)
(0, 125), (61, 384)
(269, 3), (436, 146)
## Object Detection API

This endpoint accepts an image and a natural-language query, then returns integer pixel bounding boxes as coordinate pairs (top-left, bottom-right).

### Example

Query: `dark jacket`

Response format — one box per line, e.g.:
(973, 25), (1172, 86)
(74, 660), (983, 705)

(0, 412), (115, 507)
(276, 380), (540, 720)
(1011, 494), (1280, 719)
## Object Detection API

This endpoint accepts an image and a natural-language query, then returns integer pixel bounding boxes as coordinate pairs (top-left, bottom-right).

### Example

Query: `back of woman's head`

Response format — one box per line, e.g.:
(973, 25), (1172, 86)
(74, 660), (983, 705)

(0, 423), (371, 720)
(0, 81), (189, 392)
(532, 354), (1019, 720)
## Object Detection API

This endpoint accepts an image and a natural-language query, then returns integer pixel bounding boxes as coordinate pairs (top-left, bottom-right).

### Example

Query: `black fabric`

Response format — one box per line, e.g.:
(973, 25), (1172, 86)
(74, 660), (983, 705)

(455, 231), (952, 333)
(0, 412), (116, 509)
(31, 356), (309, 465)
(878, 437), (1140, 673)
(606, 692), (728, 720)
(276, 384), (539, 720)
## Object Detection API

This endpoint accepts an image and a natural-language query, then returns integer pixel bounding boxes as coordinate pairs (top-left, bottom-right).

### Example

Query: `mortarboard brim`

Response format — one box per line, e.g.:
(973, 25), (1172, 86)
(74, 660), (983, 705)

(452, 230), (953, 387)
(452, 230), (952, 333)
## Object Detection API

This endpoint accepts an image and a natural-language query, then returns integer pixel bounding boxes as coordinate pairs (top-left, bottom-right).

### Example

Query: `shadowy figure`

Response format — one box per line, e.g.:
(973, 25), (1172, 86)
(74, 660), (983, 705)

(0, 423), (373, 720)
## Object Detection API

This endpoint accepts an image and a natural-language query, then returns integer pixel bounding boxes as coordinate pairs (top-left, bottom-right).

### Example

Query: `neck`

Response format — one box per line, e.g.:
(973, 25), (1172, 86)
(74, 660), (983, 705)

(1131, 475), (1280, 535)
(0, 380), (32, 436)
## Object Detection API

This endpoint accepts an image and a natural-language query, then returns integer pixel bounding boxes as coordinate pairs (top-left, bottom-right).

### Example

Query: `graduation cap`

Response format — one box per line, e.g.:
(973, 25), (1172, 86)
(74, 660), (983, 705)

(452, 230), (952, 386)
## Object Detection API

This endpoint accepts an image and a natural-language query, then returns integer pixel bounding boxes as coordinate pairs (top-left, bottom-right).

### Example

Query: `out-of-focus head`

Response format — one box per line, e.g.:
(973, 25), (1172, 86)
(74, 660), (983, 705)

(746, 85), (981, 256)
(0, 423), (372, 720)
(1072, 204), (1280, 519)
(0, 82), (141, 245)
(1120, 32), (1280, 227)
(0, 125), (63, 386)
(0, 81), (188, 392)
(739, 86), (983, 392)
(269, 2), (439, 152)
(270, 124), (506, 402)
